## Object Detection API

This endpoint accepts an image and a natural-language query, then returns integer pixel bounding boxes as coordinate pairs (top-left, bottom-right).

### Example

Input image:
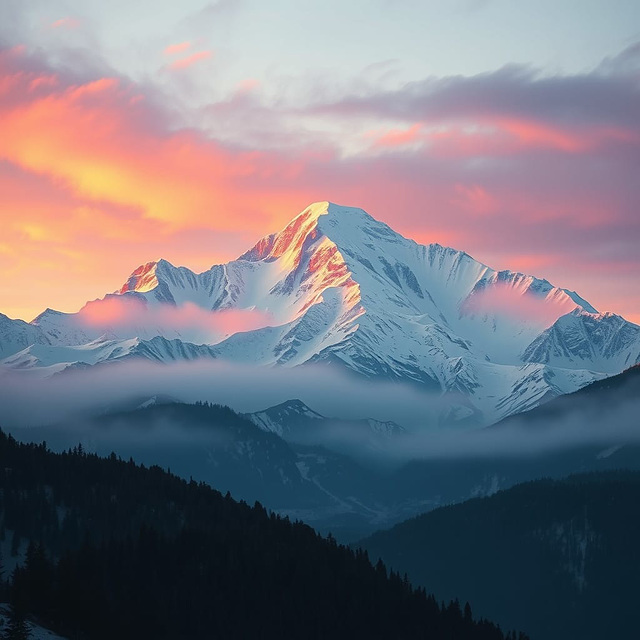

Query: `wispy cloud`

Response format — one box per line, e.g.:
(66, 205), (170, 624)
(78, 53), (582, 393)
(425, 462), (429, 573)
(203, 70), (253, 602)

(168, 50), (213, 70)
(164, 41), (191, 56)
(49, 17), (80, 30)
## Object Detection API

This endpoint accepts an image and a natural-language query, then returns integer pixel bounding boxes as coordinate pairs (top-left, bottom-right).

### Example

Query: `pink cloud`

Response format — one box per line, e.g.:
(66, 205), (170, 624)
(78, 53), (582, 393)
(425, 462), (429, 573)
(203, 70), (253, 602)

(236, 78), (260, 93)
(461, 281), (580, 327)
(367, 117), (637, 160)
(77, 297), (274, 343)
(168, 50), (213, 71)
(453, 183), (498, 215)
(164, 42), (191, 56)
(371, 122), (424, 148)
(28, 74), (58, 92)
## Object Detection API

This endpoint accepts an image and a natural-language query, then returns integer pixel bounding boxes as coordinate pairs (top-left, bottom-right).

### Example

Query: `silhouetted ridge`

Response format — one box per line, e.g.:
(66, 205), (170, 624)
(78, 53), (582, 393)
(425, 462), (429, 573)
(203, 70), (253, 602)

(0, 430), (527, 640)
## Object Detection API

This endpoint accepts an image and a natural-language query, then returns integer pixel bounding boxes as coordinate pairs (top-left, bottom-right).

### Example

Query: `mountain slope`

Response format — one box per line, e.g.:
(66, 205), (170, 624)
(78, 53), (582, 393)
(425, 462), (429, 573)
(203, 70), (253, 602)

(5, 402), (402, 537)
(0, 335), (219, 375)
(0, 605), (68, 640)
(0, 313), (50, 359)
(6, 369), (640, 541)
(21, 402), (325, 509)
(244, 398), (405, 452)
(491, 363), (640, 432)
(0, 430), (525, 640)
(244, 399), (325, 437)
(2, 202), (638, 425)
(359, 472), (640, 640)
(522, 310), (640, 372)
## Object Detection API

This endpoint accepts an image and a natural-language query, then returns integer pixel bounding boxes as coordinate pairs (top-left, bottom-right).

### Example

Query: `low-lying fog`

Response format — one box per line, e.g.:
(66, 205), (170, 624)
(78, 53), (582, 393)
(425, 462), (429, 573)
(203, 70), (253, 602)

(1, 360), (638, 464)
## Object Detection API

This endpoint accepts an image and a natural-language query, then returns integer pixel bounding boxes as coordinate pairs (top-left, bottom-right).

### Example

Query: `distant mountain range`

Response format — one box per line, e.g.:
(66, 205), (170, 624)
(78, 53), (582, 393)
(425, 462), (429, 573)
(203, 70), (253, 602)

(1, 202), (639, 426)
(244, 398), (405, 457)
(8, 365), (639, 541)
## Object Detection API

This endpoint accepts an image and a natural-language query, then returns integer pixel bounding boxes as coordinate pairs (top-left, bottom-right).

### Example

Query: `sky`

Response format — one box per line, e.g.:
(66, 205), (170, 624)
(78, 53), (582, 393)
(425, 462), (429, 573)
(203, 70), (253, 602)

(0, 0), (639, 323)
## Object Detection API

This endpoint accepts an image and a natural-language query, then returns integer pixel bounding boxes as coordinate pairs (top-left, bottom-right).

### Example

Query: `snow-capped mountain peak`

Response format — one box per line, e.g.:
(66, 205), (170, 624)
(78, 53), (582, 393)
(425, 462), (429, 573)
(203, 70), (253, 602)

(1, 201), (639, 427)
(119, 260), (166, 294)
(523, 308), (640, 371)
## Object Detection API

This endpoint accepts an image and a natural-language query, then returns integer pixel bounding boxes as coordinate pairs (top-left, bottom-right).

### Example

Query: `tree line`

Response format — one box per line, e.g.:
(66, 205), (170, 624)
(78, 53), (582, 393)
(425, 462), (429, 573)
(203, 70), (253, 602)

(0, 430), (528, 639)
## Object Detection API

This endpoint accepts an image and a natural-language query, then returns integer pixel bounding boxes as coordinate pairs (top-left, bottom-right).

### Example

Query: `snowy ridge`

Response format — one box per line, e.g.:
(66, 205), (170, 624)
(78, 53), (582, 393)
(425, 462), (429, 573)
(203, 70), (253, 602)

(523, 310), (640, 371)
(244, 398), (405, 442)
(1, 335), (217, 377)
(245, 400), (324, 436)
(244, 398), (406, 459)
(0, 312), (50, 359)
(1, 201), (639, 425)
(245, 399), (325, 437)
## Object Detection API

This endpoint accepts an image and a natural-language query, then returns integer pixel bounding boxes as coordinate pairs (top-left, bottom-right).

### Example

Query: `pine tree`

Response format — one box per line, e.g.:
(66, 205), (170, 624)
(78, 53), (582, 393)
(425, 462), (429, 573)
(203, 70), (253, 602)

(4, 567), (31, 640)
(464, 602), (473, 623)
(3, 608), (31, 640)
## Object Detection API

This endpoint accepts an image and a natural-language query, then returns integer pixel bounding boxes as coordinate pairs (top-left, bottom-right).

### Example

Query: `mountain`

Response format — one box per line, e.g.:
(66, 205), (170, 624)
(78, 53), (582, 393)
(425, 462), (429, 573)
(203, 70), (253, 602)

(0, 335), (218, 375)
(491, 363), (640, 433)
(522, 310), (640, 371)
(359, 472), (640, 640)
(0, 431), (526, 640)
(244, 398), (405, 457)
(245, 399), (325, 438)
(383, 363), (640, 529)
(1, 201), (639, 425)
(18, 402), (325, 510)
(5, 401), (401, 538)
(8, 365), (639, 542)
(0, 312), (49, 359)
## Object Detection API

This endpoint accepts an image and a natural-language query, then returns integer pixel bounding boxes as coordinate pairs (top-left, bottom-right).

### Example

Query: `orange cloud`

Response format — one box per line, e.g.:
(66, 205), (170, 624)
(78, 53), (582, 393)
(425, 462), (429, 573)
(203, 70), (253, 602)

(0, 49), (312, 320)
(164, 42), (191, 56)
(168, 50), (213, 71)
(0, 158), (270, 322)
(0, 63), (274, 231)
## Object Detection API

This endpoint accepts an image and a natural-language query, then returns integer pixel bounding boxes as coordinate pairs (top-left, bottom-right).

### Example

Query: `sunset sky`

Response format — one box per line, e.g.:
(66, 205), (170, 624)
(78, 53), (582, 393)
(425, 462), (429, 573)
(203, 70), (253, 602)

(1, 0), (639, 324)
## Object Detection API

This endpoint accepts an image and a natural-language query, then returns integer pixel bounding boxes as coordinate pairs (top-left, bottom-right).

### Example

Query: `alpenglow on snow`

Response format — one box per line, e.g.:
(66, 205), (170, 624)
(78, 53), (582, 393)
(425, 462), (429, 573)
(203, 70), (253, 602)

(1, 202), (639, 425)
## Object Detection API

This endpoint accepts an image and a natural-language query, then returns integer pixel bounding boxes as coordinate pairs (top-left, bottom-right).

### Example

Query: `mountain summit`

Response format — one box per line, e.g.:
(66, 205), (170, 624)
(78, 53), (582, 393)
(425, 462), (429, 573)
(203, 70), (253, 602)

(2, 202), (639, 424)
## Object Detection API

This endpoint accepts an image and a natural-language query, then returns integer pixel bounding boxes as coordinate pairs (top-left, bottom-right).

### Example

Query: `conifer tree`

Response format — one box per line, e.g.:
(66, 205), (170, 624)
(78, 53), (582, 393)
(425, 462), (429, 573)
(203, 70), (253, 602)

(2, 609), (31, 640)
(5, 568), (31, 640)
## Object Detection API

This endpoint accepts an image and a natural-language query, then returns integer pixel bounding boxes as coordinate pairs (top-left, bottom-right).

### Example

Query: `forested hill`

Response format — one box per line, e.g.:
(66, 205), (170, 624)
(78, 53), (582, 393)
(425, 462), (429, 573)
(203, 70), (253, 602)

(0, 431), (527, 640)
(360, 472), (640, 640)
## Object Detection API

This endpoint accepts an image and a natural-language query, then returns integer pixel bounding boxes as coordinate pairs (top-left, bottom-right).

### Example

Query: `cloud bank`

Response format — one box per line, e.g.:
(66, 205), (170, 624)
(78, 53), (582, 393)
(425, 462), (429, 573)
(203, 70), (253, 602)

(0, 360), (445, 430)
(1, 359), (638, 466)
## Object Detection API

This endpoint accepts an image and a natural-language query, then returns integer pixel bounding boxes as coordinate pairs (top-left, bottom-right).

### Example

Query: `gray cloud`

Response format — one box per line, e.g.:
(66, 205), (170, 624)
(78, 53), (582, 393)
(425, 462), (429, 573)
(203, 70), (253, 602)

(309, 54), (640, 128)
(0, 360), (446, 430)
